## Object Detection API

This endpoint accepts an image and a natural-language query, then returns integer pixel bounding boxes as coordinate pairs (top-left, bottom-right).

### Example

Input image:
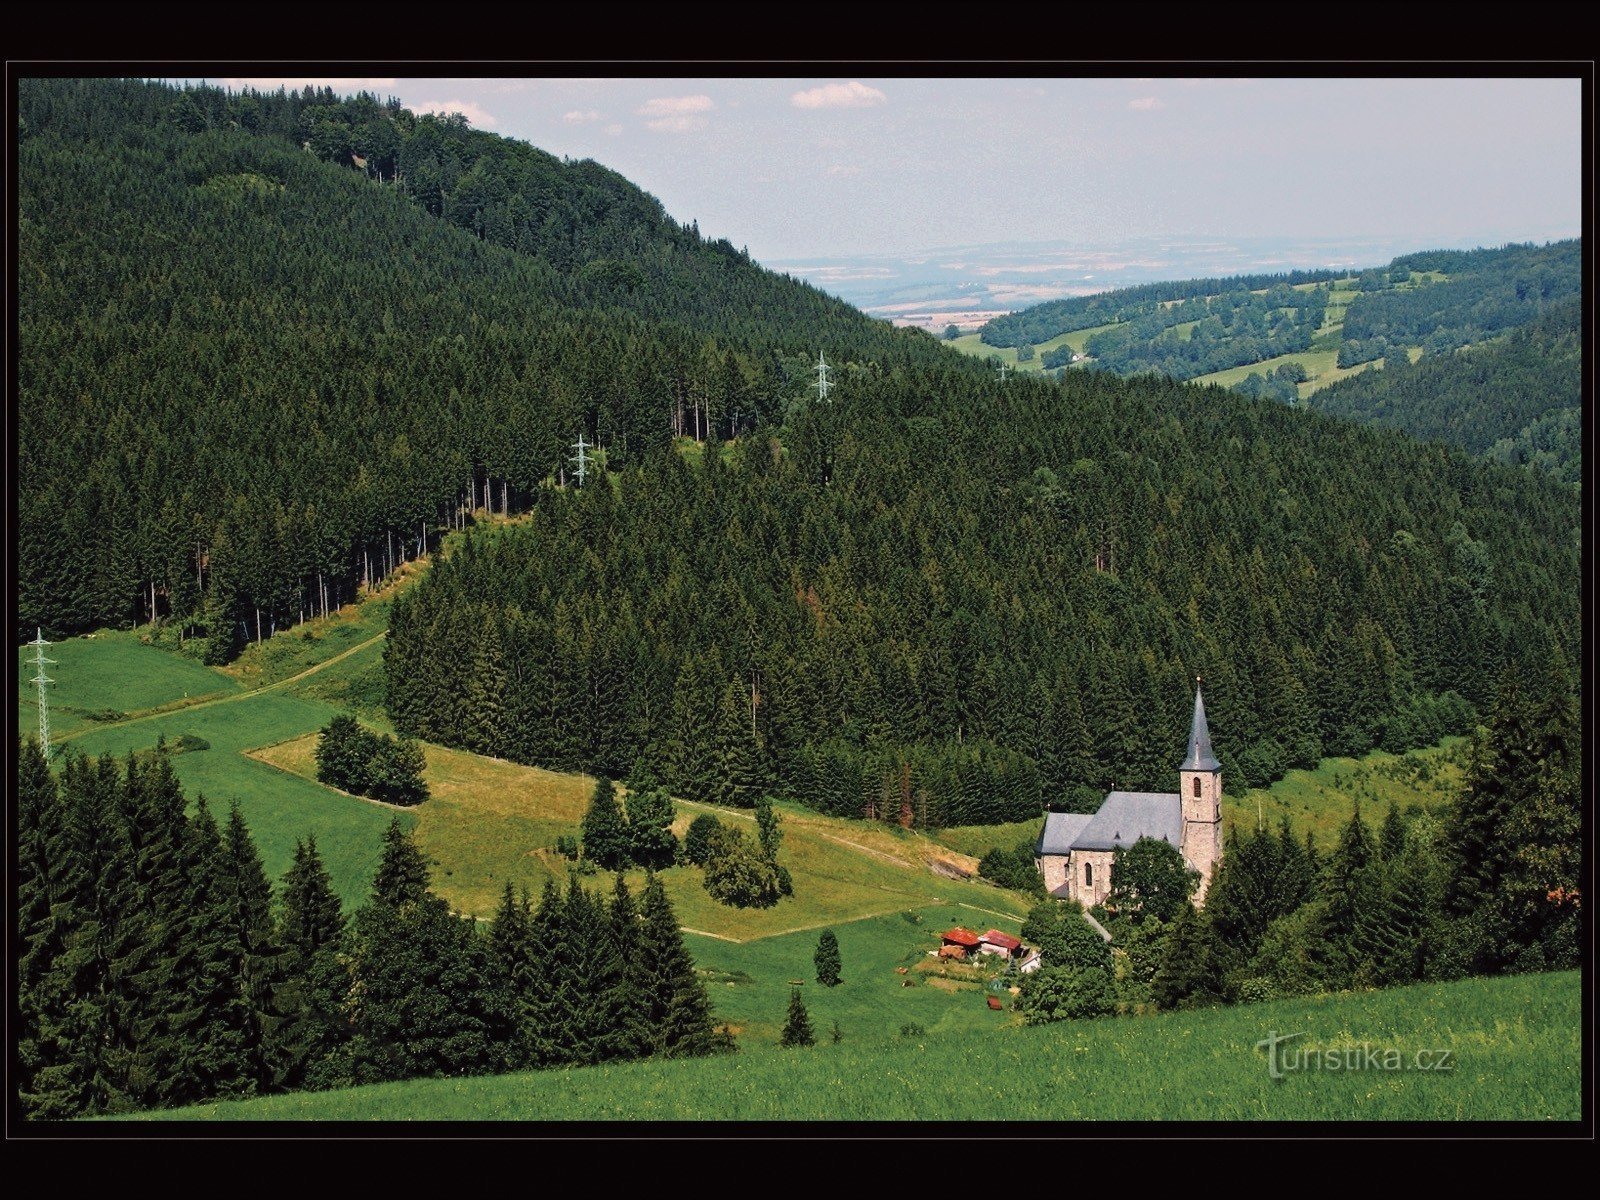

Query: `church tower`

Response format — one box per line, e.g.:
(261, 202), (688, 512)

(1178, 681), (1223, 902)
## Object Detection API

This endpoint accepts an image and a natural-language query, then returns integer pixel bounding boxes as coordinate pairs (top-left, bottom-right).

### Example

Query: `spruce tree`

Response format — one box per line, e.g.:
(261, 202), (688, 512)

(605, 873), (652, 1060)
(779, 987), (815, 1048)
(525, 879), (572, 1068)
(813, 928), (842, 986)
(280, 836), (345, 960)
(218, 802), (286, 1091)
(581, 775), (630, 870)
(489, 880), (538, 1069)
(371, 818), (429, 908)
(636, 872), (724, 1057)
(275, 836), (349, 1090)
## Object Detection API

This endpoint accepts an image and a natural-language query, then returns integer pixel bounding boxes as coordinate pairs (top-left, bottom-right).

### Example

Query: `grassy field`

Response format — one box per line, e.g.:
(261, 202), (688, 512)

(686, 908), (1024, 1045)
(62, 692), (402, 908)
(1226, 738), (1467, 848)
(252, 732), (1030, 935)
(17, 629), (241, 740)
(120, 970), (1581, 1122)
(931, 818), (1044, 860)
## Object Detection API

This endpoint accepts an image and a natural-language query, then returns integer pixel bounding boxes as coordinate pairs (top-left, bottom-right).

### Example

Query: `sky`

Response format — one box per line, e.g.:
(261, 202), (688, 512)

(200, 75), (1582, 265)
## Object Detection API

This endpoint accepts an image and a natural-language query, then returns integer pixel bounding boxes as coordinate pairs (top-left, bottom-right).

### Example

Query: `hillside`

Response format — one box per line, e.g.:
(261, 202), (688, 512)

(17, 78), (947, 643)
(386, 364), (1580, 818)
(119, 971), (1581, 1122)
(965, 241), (1580, 410)
(1305, 300), (1581, 486)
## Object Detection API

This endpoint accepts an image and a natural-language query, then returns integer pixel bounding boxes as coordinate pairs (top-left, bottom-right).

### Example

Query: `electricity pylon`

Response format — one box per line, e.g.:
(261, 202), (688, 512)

(27, 628), (55, 760)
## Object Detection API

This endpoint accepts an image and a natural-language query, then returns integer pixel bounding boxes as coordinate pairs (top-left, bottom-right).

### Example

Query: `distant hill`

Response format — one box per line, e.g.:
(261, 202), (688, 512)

(1305, 299), (1581, 487)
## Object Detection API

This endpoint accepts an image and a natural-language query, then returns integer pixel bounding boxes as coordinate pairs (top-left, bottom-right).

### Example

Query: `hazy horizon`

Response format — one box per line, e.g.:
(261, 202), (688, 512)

(178, 75), (1581, 267)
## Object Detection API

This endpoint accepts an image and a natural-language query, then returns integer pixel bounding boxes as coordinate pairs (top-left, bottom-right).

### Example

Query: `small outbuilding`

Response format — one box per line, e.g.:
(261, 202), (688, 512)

(977, 929), (1023, 959)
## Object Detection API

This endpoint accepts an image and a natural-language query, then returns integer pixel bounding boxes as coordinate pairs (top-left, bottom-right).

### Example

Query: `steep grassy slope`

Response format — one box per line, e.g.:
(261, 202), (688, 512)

(118, 970), (1581, 1122)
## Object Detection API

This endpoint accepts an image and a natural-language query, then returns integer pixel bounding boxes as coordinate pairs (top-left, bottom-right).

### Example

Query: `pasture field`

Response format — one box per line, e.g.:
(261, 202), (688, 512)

(1226, 738), (1467, 848)
(123, 969), (1581, 1122)
(17, 629), (240, 740)
(62, 691), (402, 908)
(252, 732), (1031, 934)
(931, 818), (1045, 860)
(685, 908), (1023, 1045)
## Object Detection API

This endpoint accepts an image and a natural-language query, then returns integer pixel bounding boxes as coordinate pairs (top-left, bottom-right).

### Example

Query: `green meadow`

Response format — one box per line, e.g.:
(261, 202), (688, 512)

(1227, 738), (1467, 849)
(17, 628), (241, 740)
(120, 970), (1580, 1122)
(252, 730), (1030, 934)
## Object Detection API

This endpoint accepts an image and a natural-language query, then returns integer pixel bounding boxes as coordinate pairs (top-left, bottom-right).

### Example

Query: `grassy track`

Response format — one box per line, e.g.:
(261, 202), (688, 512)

(119, 970), (1581, 1122)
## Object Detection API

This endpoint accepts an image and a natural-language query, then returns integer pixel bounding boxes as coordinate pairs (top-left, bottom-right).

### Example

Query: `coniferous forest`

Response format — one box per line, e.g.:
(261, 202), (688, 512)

(18, 78), (945, 645)
(16, 739), (726, 1119)
(1306, 299), (1581, 486)
(18, 77), (1582, 816)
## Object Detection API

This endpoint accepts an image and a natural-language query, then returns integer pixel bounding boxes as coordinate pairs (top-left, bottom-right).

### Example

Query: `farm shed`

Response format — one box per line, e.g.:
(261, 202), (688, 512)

(978, 929), (1023, 959)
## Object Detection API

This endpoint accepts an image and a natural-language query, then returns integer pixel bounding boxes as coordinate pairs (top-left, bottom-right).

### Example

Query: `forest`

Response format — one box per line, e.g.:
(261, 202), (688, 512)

(386, 353), (1579, 820)
(979, 267), (1345, 348)
(18, 78), (946, 645)
(1307, 300), (1581, 486)
(1343, 240), (1581, 353)
(16, 739), (728, 1119)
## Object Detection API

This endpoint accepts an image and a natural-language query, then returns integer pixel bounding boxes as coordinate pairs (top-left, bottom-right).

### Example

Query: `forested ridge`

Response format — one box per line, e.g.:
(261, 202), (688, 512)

(1306, 300), (1582, 486)
(389, 355), (1580, 818)
(18, 78), (948, 645)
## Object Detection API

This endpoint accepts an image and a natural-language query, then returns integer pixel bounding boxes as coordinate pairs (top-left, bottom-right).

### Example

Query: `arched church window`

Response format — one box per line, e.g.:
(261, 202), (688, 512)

(1085, 862), (1093, 886)
(1193, 776), (1202, 798)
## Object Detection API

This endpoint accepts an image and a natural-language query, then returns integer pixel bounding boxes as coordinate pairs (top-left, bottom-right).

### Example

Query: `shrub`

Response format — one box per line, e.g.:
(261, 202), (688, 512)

(702, 827), (781, 909)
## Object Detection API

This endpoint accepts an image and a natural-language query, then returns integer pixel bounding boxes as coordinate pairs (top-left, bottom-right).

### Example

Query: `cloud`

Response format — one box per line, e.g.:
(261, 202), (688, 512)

(638, 94), (714, 133)
(1129, 96), (1165, 111)
(563, 109), (601, 123)
(603, 123), (624, 137)
(425, 100), (497, 128)
(791, 80), (887, 109)
(826, 164), (861, 177)
(218, 77), (398, 90)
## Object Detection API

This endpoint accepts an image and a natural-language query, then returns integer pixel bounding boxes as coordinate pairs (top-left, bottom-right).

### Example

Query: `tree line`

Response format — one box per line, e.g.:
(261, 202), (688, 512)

(17, 739), (729, 1120)
(980, 267), (1346, 349)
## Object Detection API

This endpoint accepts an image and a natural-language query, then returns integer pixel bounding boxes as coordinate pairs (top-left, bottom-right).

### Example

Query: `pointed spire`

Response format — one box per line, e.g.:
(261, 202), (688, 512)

(1180, 678), (1219, 772)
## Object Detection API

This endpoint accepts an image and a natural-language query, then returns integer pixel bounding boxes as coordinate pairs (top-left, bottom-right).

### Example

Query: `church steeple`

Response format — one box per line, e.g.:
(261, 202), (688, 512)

(1179, 682), (1219, 772)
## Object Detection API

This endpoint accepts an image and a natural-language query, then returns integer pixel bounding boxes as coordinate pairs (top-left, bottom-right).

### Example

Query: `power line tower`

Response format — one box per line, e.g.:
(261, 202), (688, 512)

(997, 361), (1011, 384)
(570, 432), (590, 487)
(27, 628), (56, 760)
(814, 351), (832, 404)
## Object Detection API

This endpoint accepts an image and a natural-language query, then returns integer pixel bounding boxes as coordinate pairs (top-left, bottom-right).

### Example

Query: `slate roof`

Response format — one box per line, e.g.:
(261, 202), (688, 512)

(1036, 811), (1094, 856)
(1179, 686), (1220, 772)
(1069, 790), (1183, 851)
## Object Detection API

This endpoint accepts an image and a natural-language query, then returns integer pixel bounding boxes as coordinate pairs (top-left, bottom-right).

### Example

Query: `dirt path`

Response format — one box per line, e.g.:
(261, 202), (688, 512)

(57, 630), (388, 744)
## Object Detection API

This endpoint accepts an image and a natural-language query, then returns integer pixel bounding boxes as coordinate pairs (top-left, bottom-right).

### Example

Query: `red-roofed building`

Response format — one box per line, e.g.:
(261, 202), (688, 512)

(941, 927), (982, 949)
(978, 929), (1023, 958)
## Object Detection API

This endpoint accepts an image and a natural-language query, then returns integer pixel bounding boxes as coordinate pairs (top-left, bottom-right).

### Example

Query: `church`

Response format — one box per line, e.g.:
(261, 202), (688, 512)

(1035, 683), (1225, 907)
